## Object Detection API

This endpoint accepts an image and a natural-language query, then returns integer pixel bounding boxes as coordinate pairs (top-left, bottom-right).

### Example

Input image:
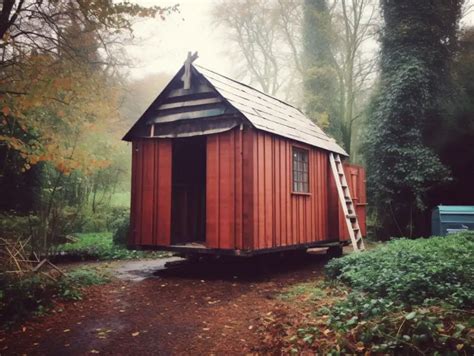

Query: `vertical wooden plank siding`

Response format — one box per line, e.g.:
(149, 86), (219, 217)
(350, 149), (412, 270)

(334, 163), (368, 240)
(156, 142), (172, 245)
(129, 129), (366, 251)
(357, 168), (367, 236)
(242, 128), (255, 250)
(206, 128), (246, 249)
(129, 139), (172, 247)
(248, 130), (332, 250)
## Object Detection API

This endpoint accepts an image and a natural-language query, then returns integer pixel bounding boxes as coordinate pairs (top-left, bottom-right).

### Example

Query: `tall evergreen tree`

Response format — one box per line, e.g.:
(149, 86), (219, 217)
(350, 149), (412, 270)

(302, 0), (339, 138)
(365, 0), (463, 238)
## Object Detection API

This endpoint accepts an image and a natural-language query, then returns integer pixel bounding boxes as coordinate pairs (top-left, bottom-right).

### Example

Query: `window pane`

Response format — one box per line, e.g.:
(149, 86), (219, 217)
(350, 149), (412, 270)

(292, 147), (309, 193)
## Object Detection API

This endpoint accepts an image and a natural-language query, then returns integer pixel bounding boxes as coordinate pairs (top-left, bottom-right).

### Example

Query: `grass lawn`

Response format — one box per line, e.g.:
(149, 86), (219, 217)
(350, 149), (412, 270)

(109, 191), (130, 207)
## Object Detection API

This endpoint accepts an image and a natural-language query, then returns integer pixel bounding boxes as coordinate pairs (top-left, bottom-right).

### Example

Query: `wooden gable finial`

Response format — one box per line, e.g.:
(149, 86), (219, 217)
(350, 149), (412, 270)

(182, 51), (199, 90)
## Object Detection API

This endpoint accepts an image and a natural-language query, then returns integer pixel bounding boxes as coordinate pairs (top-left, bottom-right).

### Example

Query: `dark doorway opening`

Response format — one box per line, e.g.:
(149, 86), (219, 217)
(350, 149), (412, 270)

(171, 136), (206, 244)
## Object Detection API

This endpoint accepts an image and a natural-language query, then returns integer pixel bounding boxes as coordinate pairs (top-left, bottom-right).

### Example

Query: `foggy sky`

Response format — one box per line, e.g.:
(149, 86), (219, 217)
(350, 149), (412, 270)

(126, 0), (474, 81)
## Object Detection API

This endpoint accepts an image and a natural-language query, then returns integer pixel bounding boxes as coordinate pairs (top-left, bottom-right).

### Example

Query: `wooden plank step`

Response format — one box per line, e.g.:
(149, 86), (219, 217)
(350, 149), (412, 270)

(346, 214), (357, 219)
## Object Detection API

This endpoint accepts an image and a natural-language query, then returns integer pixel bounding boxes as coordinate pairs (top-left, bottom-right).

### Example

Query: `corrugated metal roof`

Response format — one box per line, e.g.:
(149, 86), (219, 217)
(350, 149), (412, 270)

(196, 65), (347, 156)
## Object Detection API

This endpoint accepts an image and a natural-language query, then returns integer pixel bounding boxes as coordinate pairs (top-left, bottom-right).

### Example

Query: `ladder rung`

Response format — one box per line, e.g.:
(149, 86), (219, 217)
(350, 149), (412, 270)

(331, 153), (364, 252)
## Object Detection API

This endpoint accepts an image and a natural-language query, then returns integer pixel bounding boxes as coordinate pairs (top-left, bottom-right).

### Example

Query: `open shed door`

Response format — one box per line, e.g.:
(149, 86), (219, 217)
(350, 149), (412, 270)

(171, 136), (207, 244)
(129, 139), (172, 247)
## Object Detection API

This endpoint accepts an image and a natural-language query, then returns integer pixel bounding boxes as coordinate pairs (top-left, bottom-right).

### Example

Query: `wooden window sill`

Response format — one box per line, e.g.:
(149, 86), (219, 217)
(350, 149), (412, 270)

(291, 191), (312, 196)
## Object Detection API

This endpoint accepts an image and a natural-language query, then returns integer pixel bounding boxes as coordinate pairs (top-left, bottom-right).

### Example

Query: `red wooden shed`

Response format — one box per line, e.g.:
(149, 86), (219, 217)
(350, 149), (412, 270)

(123, 59), (367, 256)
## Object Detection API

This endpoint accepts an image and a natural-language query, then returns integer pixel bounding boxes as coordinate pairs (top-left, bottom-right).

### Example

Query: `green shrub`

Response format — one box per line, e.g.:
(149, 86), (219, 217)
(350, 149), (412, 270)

(0, 274), (54, 325)
(325, 232), (474, 307)
(112, 218), (129, 246)
(58, 232), (169, 260)
(64, 267), (110, 286)
(0, 213), (40, 240)
(269, 232), (474, 354)
(107, 207), (129, 231)
(58, 267), (110, 300)
(77, 206), (129, 233)
(319, 232), (474, 353)
(0, 267), (108, 326)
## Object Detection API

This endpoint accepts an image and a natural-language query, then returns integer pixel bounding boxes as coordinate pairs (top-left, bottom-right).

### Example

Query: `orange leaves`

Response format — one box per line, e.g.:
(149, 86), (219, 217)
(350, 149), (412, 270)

(2, 106), (10, 116)
(53, 77), (73, 91)
(1, 50), (126, 180)
(0, 135), (25, 151)
(56, 161), (69, 175)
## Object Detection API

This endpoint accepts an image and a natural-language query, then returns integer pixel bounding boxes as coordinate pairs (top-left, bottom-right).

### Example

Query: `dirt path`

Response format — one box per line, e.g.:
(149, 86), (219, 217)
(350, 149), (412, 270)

(0, 254), (330, 355)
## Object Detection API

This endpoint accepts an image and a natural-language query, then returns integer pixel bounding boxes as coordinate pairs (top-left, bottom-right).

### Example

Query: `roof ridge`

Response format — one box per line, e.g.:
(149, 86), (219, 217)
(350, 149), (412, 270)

(194, 64), (303, 113)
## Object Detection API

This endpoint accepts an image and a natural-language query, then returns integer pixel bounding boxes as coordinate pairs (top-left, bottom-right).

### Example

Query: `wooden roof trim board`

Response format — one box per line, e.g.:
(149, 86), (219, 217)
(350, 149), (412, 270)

(122, 66), (187, 141)
(123, 63), (347, 156)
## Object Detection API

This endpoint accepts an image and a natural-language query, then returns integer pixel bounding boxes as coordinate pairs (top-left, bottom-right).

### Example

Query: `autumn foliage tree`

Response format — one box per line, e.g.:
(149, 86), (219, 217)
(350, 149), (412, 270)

(0, 0), (176, 176)
(0, 0), (177, 252)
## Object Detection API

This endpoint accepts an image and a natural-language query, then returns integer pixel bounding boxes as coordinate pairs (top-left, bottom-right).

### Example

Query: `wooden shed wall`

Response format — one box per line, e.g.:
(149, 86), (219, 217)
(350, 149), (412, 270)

(243, 129), (332, 250)
(206, 128), (247, 249)
(129, 128), (366, 251)
(339, 164), (367, 239)
(130, 139), (172, 246)
(328, 163), (367, 241)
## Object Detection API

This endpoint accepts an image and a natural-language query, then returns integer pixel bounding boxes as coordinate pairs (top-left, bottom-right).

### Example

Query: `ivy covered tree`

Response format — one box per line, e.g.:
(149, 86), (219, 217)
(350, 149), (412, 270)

(365, 0), (463, 238)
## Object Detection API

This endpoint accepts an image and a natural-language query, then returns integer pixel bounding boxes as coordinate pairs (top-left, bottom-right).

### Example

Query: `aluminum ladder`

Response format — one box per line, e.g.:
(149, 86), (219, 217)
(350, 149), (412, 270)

(329, 153), (365, 252)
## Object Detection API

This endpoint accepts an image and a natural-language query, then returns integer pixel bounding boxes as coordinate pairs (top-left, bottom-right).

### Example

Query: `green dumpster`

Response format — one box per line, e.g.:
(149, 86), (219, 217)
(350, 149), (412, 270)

(431, 205), (474, 236)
